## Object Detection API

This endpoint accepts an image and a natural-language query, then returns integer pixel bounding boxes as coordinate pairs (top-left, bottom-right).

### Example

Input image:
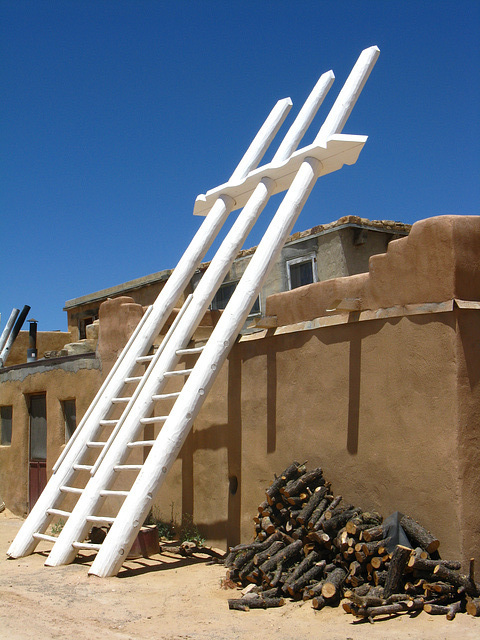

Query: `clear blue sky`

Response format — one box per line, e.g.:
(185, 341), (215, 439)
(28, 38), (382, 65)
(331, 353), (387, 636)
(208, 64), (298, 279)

(2, 1), (479, 331)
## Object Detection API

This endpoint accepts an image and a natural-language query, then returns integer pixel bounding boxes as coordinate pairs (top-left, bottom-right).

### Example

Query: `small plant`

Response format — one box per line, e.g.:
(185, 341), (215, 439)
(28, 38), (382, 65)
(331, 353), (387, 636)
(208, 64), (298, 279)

(50, 518), (65, 536)
(145, 503), (177, 541)
(180, 513), (205, 546)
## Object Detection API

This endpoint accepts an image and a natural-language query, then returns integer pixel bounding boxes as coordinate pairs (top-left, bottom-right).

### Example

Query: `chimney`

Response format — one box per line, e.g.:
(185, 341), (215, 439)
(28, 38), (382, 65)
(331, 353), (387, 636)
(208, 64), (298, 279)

(27, 319), (38, 362)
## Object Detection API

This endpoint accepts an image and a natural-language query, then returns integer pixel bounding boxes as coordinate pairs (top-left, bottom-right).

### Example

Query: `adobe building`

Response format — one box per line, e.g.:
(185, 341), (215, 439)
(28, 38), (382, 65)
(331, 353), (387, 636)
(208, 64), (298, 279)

(1, 214), (479, 567)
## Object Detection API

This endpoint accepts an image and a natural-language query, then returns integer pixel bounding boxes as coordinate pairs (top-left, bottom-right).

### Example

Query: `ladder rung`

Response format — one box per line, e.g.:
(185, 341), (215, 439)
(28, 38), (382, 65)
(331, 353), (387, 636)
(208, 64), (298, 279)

(176, 346), (205, 355)
(47, 508), (71, 518)
(87, 441), (106, 448)
(73, 464), (93, 471)
(164, 368), (193, 377)
(152, 391), (181, 401)
(140, 416), (168, 425)
(125, 376), (143, 383)
(86, 515), (116, 524)
(33, 532), (57, 542)
(99, 489), (129, 497)
(60, 486), (83, 494)
(127, 440), (156, 448)
(113, 464), (143, 471)
(112, 397), (131, 403)
(136, 355), (154, 363)
(72, 541), (102, 550)
(100, 419), (118, 426)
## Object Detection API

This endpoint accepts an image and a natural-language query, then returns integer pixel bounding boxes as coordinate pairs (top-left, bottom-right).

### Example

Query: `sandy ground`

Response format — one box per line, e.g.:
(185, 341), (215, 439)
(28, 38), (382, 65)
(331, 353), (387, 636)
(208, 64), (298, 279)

(1, 512), (479, 640)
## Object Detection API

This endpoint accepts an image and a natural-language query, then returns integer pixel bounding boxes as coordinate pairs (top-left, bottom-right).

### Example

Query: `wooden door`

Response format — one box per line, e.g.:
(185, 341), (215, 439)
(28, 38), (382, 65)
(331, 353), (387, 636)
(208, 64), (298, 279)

(29, 394), (47, 510)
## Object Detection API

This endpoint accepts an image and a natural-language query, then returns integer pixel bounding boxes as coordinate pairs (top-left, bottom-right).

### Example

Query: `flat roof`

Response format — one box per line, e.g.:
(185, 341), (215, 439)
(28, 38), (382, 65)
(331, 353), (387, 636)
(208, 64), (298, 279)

(64, 216), (410, 311)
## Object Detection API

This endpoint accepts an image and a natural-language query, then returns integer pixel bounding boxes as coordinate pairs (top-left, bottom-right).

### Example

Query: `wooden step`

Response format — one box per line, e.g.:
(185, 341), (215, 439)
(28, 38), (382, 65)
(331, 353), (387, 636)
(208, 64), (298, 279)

(46, 508), (71, 518)
(164, 368), (193, 377)
(152, 391), (181, 401)
(113, 464), (143, 471)
(33, 532), (57, 543)
(60, 485), (83, 495)
(140, 416), (168, 425)
(127, 440), (156, 448)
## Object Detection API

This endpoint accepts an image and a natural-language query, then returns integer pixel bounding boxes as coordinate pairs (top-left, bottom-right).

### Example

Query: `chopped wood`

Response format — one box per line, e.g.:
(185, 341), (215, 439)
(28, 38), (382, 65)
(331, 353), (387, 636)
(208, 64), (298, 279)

(265, 461), (303, 505)
(223, 462), (478, 623)
(466, 598), (480, 617)
(321, 567), (347, 599)
(400, 515), (439, 554)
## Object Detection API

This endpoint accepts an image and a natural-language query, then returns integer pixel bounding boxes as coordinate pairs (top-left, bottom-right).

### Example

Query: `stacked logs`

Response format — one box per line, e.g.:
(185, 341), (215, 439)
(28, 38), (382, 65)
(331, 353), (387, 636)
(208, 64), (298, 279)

(224, 462), (480, 620)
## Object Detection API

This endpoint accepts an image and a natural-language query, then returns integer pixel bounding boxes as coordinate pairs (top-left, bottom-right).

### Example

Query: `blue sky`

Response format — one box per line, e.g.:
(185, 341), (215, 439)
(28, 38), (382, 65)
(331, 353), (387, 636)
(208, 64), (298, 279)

(1, 1), (479, 331)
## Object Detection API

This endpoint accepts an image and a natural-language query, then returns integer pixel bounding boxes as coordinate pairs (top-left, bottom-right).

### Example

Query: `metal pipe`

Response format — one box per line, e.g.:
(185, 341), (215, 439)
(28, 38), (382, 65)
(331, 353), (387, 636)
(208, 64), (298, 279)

(27, 319), (38, 362)
(0, 305), (31, 367)
(0, 308), (20, 359)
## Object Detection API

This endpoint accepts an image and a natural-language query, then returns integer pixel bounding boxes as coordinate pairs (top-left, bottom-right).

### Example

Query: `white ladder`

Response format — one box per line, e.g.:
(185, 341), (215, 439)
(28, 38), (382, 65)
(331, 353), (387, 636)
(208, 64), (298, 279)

(8, 46), (379, 577)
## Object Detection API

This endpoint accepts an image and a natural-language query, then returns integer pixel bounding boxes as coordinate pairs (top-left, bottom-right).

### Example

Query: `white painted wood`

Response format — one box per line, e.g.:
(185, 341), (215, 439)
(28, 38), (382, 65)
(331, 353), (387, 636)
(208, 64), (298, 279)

(0, 308), (19, 356)
(7, 99), (286, 560)
(44, 87), (314, 566)
(13, 47), (379, 572)
(88, 47), (380, 577)
(192, 135), (366, 216)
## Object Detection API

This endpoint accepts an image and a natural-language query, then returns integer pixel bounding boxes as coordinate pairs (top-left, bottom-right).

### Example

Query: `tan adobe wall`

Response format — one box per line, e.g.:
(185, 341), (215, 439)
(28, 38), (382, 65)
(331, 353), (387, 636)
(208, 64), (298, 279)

(153, 215), (480, 567)
(0, 358), (101, 515)
(6, 331), (72, 367)
(266, 215), (480, 324)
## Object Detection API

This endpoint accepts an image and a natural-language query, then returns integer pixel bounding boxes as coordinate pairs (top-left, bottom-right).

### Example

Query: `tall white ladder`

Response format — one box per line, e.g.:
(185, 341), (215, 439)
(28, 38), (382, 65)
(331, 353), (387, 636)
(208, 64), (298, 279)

(8, 46), (379, 577)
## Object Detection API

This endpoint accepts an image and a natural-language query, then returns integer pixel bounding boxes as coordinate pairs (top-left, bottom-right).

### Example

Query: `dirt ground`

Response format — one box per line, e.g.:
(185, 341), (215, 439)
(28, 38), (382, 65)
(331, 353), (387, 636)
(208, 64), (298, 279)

(1, 512), (478, 640)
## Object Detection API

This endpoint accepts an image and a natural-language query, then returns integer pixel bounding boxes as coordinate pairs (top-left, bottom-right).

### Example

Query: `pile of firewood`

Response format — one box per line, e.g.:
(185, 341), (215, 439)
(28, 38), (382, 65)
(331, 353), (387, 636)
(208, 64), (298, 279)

(224, 462), (480, 621)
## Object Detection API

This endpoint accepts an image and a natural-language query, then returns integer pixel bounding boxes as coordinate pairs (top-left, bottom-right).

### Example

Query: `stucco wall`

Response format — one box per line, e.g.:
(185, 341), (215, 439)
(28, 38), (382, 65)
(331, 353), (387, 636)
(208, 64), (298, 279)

(0, 356), (102, 515)
(161, 306), (477, 565)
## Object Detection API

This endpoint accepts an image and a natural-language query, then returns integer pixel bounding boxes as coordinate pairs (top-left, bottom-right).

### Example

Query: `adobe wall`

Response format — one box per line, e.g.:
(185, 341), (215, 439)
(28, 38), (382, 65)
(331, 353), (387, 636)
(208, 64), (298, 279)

(6, 330), (72, 367)
(155, 215), (480, 567)
(0, 356), (102, 515)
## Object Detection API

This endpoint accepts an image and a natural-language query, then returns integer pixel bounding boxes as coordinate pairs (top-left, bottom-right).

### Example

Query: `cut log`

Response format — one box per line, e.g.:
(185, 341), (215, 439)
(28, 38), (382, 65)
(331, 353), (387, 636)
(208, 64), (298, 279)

(383, 545), (412, 598)
(360, 525), (385, 543)
(287, 560), (326, 596)
(265, 461), (303, 504)
(311, 595), (327, 610)
(433, 564), (479, 597)
(407, 556), (461, 572)
(253, 540), (284, 566)
(259, 539), (303, 575)
(282, 550), (322, 592)
(321, 567), (347, 599)
(323, 508), (362, 536)
(296, 486), (328, 525)
(423, 603), (451, 615)
(466, 597), (480, 617)
(400, 515), (439, 554)
(281, 467), (325, 499)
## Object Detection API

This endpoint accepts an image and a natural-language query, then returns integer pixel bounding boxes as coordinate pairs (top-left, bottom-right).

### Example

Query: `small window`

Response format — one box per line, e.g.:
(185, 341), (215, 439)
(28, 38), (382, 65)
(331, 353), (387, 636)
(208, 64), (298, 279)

(211, 281), (260, 316)
(62, 399), (76, 442)
(287, 254), (318, 290)
(1, 406), (12, 445)
(78, 316), (97, 340)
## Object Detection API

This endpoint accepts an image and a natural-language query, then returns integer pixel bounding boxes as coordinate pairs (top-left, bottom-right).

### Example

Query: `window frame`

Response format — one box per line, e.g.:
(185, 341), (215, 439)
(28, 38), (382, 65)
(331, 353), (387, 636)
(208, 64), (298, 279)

(0, 405), (12, 446)
(210, 280), (261, 317)
(286, 253), (318, 290)
(61, 399), (77, 442)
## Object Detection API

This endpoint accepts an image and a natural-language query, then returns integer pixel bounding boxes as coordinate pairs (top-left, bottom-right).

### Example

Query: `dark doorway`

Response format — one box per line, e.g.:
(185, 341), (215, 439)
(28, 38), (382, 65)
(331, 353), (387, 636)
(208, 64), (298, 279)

(29, 394), (47, 510)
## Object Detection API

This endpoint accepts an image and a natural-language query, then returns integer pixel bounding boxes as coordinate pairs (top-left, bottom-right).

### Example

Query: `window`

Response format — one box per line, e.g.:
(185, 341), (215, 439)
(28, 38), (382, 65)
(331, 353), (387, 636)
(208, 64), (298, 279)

(78, 315), (97, 340)
(62, 399), (76, 441)
(286, 254), (318, 290)
(211, 281), (261, 316)
(1, 406), (12, 445)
